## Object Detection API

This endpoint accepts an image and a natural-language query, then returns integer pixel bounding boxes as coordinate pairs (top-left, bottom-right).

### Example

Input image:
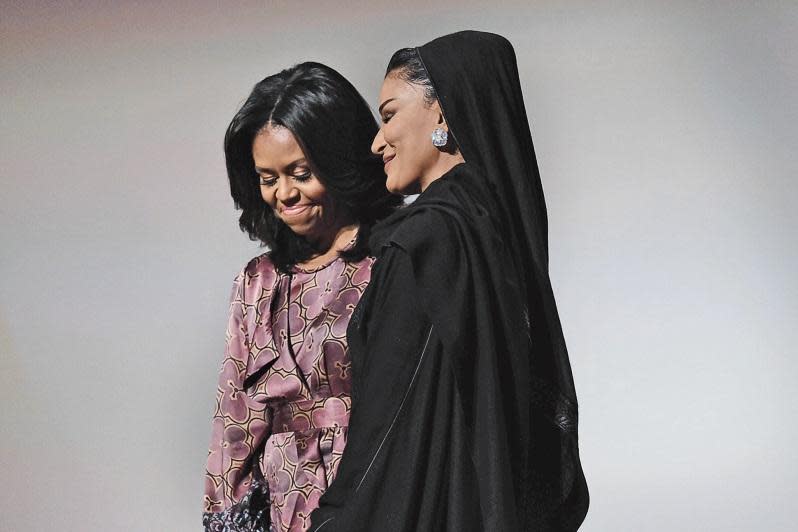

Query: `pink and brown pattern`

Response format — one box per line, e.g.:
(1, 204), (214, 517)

(204, 253), (373, 531)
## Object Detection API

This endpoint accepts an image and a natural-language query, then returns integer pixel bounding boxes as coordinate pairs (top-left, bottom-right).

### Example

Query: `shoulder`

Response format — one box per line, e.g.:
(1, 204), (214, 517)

(368, 164), (488, 251)
(228, 252), (278, 303)
(387, 199), (490, 259)
(390, 209), (461, 254)
(241, 251), (275, 278)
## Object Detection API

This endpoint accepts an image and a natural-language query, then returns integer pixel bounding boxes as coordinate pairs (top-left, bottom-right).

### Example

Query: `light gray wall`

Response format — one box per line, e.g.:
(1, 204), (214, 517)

(1, 1), (796, 530)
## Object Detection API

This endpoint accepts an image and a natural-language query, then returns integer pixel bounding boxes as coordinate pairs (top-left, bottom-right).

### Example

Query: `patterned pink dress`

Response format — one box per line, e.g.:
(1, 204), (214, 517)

(203, 252), (372, 532)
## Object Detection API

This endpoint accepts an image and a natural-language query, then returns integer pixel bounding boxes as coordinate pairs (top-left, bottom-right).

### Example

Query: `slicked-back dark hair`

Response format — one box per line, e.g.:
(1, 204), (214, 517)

(224, 62), (401, 272)
(385, 48), (437, 105)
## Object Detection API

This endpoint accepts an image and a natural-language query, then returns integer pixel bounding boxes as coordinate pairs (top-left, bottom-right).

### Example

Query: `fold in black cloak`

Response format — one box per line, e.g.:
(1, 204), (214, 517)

(310, 31), (588, 531)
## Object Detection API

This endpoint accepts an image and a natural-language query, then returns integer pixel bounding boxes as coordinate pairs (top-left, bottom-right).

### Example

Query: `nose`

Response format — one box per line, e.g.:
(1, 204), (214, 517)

(371, 127), (386, 155)
(275, 177), (298, 204)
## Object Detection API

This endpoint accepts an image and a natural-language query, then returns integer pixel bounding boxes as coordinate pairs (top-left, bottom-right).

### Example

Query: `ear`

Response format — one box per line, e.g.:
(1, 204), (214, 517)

(429, 99), (446, 126)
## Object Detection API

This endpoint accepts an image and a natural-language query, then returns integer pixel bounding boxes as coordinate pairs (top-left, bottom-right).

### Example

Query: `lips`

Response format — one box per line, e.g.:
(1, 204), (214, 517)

(280, 204), (313, 218)
(383, 154), (395, 170)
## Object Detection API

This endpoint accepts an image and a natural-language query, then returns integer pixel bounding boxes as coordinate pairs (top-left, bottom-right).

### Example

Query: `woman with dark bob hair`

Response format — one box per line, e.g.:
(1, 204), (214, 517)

(310, 32), (589, 531)
(203, 62), (400, 532)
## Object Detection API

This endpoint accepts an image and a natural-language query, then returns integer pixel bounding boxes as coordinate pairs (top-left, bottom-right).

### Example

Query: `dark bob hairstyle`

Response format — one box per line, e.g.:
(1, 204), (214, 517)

(224, 62), (400, 272)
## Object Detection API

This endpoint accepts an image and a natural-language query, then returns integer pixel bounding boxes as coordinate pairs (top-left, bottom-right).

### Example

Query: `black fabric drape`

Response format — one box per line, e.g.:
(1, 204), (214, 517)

(419, 31), (589, 527)
(419, 30), (582, 431)
(310, 30), (588, 531)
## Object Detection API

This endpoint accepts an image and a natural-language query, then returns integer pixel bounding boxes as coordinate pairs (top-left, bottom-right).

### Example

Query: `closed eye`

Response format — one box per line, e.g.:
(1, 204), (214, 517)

(293, 170), (312, 182)
(259, 175), (278, 187)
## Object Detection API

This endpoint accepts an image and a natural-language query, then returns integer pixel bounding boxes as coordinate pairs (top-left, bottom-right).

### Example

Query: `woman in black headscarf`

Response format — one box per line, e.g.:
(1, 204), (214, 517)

(309, 31), (589, 531)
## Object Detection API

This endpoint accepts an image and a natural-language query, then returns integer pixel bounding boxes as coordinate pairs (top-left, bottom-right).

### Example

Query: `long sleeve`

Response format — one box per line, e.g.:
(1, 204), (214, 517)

(203, 271), (273, 531)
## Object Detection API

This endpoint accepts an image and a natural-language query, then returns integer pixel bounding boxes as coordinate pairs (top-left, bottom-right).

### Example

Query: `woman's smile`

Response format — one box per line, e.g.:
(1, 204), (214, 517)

(280, 203), (315, 218)
(383, 154), (396, 171)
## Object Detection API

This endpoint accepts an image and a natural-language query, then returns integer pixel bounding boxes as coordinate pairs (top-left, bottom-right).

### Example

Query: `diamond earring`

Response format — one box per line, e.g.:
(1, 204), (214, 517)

(431, 127), (448, 147)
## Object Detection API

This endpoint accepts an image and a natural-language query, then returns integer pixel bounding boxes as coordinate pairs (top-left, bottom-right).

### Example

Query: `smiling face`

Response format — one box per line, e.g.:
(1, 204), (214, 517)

(371, 74), (449, 194)
(252, 124), (341, 245)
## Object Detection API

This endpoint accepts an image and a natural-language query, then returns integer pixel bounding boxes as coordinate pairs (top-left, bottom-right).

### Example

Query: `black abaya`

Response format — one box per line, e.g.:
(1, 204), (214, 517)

(310, 31), (589, 531)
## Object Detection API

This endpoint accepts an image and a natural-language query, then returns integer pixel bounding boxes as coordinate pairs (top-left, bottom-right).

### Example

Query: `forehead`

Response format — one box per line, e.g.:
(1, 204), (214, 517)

(379, 74), (426, 106)
(252, 125), (305, 166)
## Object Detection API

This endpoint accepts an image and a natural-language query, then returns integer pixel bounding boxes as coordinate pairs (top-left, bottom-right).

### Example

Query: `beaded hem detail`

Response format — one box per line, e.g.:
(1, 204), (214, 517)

(203, 480), (270, 532)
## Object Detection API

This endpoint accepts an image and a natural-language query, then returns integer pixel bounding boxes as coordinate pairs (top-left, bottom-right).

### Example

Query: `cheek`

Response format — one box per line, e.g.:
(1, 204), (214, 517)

(399, 131), (434, 173)
(382, 123), (397, 148)
(405, 115), (435, 155)
(301, 181), (330, 206)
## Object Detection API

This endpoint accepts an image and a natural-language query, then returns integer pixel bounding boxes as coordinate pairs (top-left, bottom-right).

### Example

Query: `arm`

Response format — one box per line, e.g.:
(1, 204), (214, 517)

(203, 271), (273, 531)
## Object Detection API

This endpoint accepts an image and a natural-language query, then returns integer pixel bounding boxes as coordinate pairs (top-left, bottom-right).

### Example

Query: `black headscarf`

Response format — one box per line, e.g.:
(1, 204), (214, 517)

(420, 31), (549, 270)
(418, 30), (589, 527)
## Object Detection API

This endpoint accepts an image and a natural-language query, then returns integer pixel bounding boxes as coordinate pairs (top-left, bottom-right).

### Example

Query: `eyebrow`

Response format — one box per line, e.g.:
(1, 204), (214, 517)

(254, 158), (307, 174)
(378, 97), (397, 114)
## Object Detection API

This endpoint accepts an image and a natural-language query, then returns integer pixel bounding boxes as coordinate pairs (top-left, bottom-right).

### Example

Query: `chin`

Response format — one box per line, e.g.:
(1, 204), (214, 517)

(385, 174), (399, 194)
(280, 213), (322, 238)
(387, 174), (418, 195)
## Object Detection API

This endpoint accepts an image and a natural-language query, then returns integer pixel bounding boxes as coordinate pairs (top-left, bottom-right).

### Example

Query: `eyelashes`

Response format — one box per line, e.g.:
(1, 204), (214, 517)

(259, 171), (312, 187)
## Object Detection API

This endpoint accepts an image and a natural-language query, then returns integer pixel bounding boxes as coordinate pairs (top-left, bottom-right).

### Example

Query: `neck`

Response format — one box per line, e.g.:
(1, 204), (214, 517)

(419, 152), (466, 192)
(301, 222), (359, 267)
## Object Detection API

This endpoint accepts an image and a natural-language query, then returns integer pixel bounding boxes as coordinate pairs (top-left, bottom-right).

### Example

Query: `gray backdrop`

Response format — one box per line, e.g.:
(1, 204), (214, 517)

(2, 1), (796, 531)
